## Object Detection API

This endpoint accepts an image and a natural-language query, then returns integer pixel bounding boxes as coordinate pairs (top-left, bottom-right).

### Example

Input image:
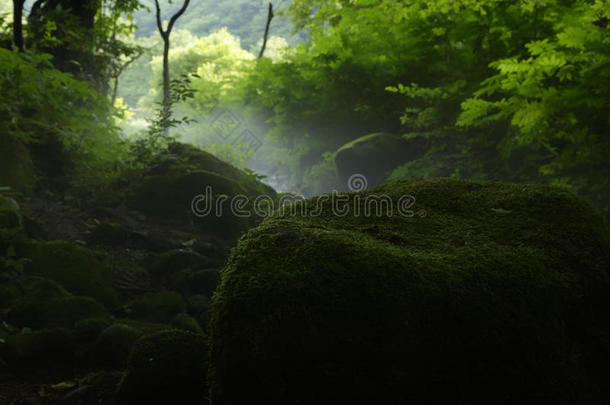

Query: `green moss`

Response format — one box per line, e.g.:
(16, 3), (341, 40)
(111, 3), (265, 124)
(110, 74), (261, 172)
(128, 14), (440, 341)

(0, 283), (21, 308)
(21, 241), (119, 309)
(209, 179), (610, 404)
(145, 250), (217, 284)
(166, 142), (276, 197)
(117, 330), (208, 404)
(9, 294), (109, 329)
(7, 279), (71, 328)
(73, 317), (112, 341)
(0, 134), (35, 194)
(170, 268), (221, 298)
(130, 170), (253, 237)
(128, 291), (186, 324)
(1, 328), (75, 372)
(171, 313), (204, 334)
(0, 195), (22, 230)
(115, 319), (174, 335)
(90, 324), (142, 368)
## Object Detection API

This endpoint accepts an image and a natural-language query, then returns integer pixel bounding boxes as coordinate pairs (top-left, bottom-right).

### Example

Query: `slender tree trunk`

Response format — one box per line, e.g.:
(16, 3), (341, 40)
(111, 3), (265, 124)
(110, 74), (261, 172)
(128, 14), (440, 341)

(13, 0), (25, 51)
(155, 0), (190, 137)
(258, 3), (274, 59)
(162, 38), (171, 126)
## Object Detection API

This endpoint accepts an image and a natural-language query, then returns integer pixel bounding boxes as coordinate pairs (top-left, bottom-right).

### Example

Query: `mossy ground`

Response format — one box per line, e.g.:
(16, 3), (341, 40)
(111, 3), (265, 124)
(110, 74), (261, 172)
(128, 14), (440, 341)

(209, 178), (610, 404)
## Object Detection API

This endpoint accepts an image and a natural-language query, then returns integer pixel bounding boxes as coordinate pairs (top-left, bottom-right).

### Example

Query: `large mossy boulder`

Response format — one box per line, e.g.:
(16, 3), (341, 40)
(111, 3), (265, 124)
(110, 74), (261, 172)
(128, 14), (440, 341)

(334, 133), (423, 189)
(117, 330), (208, 404)
(130, 143), (276, 238)
(209, 179), (610, 404)
(21, 241), (119, 309)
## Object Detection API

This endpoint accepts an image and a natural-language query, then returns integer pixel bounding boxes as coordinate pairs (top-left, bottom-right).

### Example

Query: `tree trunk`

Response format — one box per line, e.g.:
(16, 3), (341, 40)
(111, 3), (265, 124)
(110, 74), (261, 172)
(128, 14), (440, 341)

(13, 0), (25, 51)
(258, 3), (274, 59)
(162, 38), (171, 128)
(155, 0), (190, 138)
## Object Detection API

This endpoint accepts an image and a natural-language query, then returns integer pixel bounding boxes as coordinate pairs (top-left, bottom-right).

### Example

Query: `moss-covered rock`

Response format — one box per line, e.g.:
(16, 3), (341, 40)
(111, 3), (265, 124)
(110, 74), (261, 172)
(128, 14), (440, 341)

(128, 291), (186, 324)
(170, 268), (221, 298)
(209, 179), (610, 404)
(144, 249), (220, 285)
(0, 195), (22, 231)
(0, 134), (35, 194)
(171, 313), (204, 334)
(73, 317), (112, 341)
(162, 142), (276, 197)
(334, 133), (423, 189)
(9, 294), (109, 330)
(117, 330), (208, 404)
(89, 324), (142, 369)
(1, 328), (75, 372)
(130, 142), (277, 238)
(21, 241), (119, 309)
(6, 279), (70, 328)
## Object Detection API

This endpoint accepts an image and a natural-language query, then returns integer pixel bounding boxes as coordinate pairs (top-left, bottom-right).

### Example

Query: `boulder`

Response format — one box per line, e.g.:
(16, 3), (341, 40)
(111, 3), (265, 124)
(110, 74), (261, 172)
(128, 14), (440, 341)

(89, 324), (142, 369)
(128, 291), (186, 324)
(209, 179), (610, 404)
(0, 195), (22, 230)
(1, 328), (75, 373)
(334, 133), (423, 190)
(21, 241), (120, 309)
(0, 134), (35, 194)
(117, 330), (208, 404)
(130, 142), (277, 238)
(8, 294), (108, 330)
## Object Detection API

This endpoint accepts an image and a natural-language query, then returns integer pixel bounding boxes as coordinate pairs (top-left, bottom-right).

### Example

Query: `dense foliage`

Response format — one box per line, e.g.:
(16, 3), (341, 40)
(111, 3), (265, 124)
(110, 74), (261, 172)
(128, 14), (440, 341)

(1, 0), (608, 213)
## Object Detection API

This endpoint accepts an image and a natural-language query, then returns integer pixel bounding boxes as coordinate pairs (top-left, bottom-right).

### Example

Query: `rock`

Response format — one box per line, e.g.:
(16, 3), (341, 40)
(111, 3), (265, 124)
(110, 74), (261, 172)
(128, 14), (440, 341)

(73, 317), (111, 342)
(117, 330), (208, 404)
(130, 170), (253, 238)
(128, 291), (186, 324)
(171, 313), (204, 334)
(209, 179), (610, 404)
(170, 268), (221, 298)
(1, 328), (75, 373)
(144, 249), (220, 285)
(21, 241), (120, 309)
(187, 294), (210, 314)
(0, 194), (22, 230)
(0, 283), (22, 309)
(334, 133), (423, 189)
(9, 294), (109, 330)
(89, 324), (142, 369)
(0, 134), (35, 194)
(59, 371), (123, 405)
(162, 142), (276, 196)
(130, 142), (277, 238)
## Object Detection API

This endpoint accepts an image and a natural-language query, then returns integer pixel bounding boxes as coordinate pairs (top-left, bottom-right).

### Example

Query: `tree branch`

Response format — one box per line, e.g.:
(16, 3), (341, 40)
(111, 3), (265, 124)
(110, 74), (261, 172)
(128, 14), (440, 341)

(167, 0), (190, 36)
(154, 0), (166, 39)
(258, 2), (274, 59)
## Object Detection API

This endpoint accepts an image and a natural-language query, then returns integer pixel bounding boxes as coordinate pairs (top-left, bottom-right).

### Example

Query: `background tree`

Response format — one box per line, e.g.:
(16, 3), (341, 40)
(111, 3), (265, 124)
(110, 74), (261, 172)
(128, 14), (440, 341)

(12, 0), (24, 51)
(154, 0), (190, 136)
